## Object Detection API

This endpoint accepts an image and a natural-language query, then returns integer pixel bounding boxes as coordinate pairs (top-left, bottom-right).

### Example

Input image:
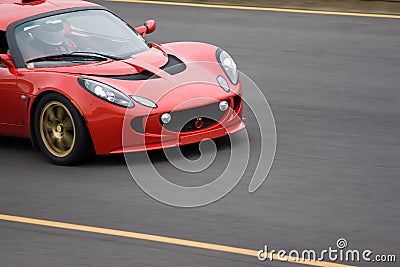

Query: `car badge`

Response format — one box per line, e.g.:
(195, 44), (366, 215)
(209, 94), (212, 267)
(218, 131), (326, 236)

(194, 117), (203, 129)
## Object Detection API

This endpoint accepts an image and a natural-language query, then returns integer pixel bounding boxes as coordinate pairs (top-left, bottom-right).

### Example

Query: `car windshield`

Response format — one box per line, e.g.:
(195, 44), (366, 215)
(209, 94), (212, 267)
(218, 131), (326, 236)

(14, 9), (150, 67)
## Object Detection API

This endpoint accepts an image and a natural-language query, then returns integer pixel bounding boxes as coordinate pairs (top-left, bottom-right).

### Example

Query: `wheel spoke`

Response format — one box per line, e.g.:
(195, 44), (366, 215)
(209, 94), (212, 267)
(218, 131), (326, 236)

(56, 106), (65, 121)
(49, 132), (57, 144)
(48, 108), (57, 122)
(55, 138), (64, 150)
(63, 117), (73, 130)
(44, 120), (54, 131)
(63, 132), (73, 147)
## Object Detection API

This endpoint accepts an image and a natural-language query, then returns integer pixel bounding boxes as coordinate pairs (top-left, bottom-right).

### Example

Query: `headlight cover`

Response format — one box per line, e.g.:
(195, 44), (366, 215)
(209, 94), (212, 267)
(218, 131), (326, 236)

(216, 48), (238, 85)
(78, 78), (134, 108)
(130, 95), (158, 108)
(216, 75), (230, 92)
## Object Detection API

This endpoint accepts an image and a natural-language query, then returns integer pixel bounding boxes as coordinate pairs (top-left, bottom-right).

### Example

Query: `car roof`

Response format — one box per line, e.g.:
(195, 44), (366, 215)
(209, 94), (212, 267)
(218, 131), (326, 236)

(0, 0), (99, 31)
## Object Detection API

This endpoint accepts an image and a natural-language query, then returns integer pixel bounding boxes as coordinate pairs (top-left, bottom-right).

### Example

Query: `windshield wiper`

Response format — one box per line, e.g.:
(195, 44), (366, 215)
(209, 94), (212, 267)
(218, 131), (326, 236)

(69, 51), (123, 60)
(26, 52), (122, 64)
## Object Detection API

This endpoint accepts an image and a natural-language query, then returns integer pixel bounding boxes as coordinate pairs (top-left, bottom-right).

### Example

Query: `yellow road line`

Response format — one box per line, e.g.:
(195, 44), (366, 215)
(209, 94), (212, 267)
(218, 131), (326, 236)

(108, 0), (400, 19)
(0, 213), (355, 267)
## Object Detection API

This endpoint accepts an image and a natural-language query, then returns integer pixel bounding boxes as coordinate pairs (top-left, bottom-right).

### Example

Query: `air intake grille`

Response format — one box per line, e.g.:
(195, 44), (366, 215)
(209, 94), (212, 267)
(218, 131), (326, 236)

(161, 102), (226, 133)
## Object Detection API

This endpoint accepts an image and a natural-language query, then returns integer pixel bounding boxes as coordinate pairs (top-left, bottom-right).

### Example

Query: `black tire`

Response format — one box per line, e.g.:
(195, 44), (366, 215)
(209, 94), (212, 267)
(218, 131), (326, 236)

(34, 93), (94, 165)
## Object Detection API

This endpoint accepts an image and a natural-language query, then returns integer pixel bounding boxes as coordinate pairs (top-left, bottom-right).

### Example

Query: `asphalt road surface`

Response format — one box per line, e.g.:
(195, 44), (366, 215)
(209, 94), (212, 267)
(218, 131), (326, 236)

(1, 1), (399, 266)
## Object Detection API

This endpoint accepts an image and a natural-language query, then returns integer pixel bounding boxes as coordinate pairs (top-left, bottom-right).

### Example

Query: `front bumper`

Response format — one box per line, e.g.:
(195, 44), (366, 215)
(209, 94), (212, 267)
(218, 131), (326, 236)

(111, 120), (245, 154)
(86, 93), (245, 155)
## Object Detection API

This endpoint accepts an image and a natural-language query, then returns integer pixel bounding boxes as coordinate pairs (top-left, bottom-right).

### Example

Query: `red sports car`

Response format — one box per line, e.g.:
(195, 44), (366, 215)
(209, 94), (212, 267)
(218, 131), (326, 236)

(0, 0), (245, 165)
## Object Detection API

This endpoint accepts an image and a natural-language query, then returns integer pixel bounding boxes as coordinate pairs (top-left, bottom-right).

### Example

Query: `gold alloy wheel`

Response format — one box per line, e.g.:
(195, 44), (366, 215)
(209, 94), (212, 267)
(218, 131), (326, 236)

(39, 101), (76, 157)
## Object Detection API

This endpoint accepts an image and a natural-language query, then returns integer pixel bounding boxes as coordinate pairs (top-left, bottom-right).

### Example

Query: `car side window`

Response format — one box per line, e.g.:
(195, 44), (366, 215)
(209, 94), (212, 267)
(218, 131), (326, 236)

(0, 31), (8, 68)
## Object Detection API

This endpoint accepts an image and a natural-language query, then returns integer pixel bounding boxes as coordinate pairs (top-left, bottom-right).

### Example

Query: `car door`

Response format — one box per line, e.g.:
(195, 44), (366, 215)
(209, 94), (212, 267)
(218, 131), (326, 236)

(0, 60), (22, 125)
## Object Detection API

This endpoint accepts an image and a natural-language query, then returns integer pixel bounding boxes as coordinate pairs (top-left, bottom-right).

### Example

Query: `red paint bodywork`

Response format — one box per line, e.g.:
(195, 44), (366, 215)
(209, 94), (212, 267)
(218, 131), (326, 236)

(0, 0), (245, 155)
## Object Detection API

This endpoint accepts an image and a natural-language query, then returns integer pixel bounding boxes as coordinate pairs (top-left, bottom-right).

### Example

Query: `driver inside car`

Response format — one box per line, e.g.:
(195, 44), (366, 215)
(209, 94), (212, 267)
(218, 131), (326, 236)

(27, 20), (76, 59)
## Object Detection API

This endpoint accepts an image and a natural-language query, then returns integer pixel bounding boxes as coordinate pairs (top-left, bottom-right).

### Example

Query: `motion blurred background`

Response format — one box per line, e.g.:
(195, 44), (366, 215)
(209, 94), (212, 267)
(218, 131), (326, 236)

(1, 0), (399, 266)
(154, 0), (400, 14)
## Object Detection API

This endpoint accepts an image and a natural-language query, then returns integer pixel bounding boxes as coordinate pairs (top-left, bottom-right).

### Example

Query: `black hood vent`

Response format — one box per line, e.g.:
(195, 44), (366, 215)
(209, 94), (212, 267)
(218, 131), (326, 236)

(99, 70), (159, 81)
(92, 55), (186, 81)
(161, 55), (186, 75)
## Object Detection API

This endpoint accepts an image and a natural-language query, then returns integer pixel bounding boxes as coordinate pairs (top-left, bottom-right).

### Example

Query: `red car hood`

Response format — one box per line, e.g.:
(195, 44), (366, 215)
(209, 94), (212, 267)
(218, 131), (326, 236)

(32, 45), (232, 110)
(40, 47), (169, 76)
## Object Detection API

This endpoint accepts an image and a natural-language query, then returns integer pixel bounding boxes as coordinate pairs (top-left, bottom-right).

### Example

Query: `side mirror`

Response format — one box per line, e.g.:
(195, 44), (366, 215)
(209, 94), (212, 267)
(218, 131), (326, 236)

(0, 54), (16, 70)
(144, 20), (156, 34)
(135, 19), (156, 37)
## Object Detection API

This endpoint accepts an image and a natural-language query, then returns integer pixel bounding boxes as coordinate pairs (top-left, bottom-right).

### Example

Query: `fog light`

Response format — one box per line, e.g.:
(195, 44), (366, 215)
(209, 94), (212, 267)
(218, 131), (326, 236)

(160, 113), (172, 124)
(219, 101), (229, 112)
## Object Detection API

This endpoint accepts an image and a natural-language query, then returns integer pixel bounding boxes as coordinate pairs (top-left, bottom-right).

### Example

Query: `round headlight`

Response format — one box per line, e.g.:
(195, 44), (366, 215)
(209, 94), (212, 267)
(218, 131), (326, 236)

(219, 100), (229, 112)
(160, 113), (172, 124)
